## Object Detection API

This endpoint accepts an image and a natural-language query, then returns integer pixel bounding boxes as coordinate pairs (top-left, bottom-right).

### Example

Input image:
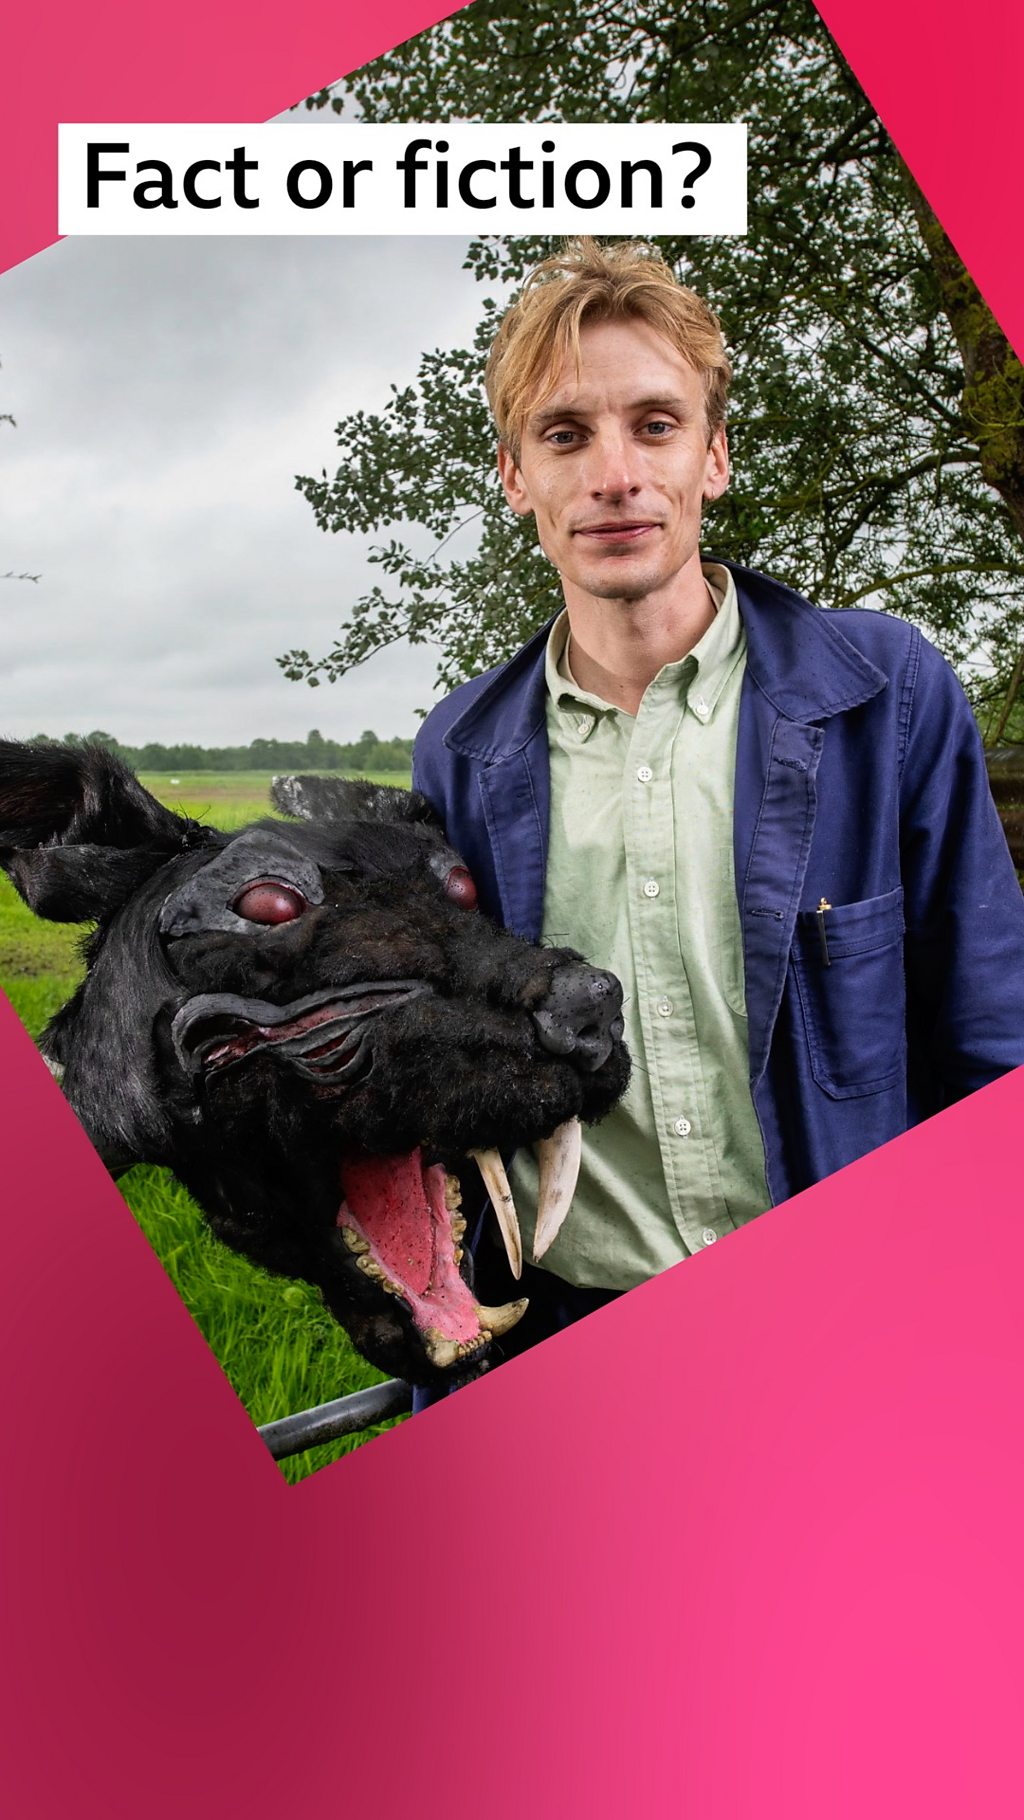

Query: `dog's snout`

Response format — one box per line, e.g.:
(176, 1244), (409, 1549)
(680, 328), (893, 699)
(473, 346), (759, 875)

(532, 963), (623, 1073)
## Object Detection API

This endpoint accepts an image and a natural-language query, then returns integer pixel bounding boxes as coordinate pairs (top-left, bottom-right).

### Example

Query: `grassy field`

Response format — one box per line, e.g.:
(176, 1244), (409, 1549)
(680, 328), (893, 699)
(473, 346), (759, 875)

(134, 769), (411, 825)
(0, 770), (414, 1483)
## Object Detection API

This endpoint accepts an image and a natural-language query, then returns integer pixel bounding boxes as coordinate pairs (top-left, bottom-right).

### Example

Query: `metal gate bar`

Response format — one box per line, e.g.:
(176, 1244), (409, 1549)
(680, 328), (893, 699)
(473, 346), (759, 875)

(258, 1378), (413, 1460)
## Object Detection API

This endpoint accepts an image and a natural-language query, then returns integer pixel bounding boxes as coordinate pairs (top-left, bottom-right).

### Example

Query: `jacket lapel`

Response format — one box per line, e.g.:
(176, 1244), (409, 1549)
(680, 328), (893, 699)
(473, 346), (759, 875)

(478, 738), (550, 942)
(732, 568), (888, 1085)
(441, 618), (553, 942)
(735, 710), (824, 1085)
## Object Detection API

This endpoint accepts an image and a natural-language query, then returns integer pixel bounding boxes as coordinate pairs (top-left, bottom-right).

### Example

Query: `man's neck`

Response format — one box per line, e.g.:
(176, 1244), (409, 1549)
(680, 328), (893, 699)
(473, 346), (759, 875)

(563, 560), (716, 716)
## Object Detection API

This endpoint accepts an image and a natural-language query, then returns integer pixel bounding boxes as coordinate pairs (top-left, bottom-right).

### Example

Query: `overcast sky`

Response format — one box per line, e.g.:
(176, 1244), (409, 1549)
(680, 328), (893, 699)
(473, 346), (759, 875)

(0, 231), (501, 746)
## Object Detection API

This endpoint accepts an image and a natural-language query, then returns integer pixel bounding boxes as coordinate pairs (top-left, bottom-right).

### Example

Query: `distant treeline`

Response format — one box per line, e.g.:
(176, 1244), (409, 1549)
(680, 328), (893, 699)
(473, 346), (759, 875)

(27, 728), (415, 774)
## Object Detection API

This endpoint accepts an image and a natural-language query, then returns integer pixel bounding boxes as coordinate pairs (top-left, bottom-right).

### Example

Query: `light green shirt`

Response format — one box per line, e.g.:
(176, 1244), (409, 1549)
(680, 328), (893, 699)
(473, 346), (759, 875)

(510, 562), (770, 1289)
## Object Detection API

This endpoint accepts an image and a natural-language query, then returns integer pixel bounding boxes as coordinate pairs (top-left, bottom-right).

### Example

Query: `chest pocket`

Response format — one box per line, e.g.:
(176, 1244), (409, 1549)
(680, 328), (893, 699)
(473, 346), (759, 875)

(792, 887), (906, 1098)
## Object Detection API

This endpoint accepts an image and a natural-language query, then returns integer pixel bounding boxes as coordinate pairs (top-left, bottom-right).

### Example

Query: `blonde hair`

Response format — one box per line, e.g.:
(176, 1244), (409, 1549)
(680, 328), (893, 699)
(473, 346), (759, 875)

(485, 239), (732, 461)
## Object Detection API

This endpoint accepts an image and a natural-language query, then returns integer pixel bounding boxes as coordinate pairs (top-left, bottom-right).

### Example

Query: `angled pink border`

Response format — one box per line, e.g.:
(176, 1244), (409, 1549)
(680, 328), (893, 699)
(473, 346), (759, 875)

(1, 1), (472, 275)
(815, 0), (1024, 359)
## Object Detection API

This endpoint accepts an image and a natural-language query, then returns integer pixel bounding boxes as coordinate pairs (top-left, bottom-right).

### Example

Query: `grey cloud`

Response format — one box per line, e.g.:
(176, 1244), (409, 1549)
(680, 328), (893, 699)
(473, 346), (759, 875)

(0, 234), (496, 745)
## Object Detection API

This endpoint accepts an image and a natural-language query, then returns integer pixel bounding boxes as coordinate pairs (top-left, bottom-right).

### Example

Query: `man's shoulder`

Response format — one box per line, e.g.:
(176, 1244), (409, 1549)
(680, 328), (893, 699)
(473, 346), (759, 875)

(727, 561), (939, 722)
(734, 562), (922, 662)
(818, 604), (926, 685)
(417, 660), (510, 745)
(814, 601), (958, 705)
(415, 618), (554, 771)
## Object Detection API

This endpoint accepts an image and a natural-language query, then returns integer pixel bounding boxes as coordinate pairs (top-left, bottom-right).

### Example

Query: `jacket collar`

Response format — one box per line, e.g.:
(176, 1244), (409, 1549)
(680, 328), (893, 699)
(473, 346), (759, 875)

(442, 562), (888, 762)
(734, 564), (888, 720)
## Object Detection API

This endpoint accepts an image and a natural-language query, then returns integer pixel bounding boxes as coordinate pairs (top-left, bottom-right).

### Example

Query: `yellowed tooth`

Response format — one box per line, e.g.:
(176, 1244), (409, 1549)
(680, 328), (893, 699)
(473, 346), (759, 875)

(533, 1118), (583, 1261)
(423, 1329), (486, 1370)
(469, 1147), (523, 1280)
(422, 1296), (529, 1370)
(423, 1331), (465, 1370)
(474, 1297), (529, 1339)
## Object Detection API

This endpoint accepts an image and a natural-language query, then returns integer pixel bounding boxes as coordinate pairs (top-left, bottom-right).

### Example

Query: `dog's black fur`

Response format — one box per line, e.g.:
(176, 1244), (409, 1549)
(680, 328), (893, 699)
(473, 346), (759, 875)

(0, 741), (629, 1385)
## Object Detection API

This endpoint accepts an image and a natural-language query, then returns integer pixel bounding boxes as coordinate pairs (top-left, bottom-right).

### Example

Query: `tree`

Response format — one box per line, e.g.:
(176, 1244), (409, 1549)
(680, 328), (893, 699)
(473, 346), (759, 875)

(284, 0), (1024, 741)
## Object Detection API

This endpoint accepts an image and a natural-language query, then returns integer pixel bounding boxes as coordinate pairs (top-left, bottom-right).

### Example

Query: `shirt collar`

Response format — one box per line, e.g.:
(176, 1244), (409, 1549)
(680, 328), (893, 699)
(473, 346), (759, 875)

(439, 563), (889, 766)
(544, 561), (745, 723)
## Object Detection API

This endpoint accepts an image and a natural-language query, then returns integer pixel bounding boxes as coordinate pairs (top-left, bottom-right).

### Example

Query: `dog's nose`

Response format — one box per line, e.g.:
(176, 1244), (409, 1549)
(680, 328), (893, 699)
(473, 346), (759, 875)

(532, 963), (624, 1072)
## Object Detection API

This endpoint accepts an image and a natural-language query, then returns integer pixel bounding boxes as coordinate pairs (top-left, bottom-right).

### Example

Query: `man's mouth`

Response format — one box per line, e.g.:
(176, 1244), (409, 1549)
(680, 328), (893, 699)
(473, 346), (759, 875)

(574, 520), (659, 543)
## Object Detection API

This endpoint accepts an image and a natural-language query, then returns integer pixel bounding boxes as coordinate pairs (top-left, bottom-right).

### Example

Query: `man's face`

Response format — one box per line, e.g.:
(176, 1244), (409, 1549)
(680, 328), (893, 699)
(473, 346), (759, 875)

(498, 316), (729, 611)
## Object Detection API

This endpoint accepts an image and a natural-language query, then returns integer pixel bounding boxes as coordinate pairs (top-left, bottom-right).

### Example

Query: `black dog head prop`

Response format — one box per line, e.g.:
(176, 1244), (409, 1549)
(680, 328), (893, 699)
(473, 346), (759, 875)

(0, 742), (629, 1385)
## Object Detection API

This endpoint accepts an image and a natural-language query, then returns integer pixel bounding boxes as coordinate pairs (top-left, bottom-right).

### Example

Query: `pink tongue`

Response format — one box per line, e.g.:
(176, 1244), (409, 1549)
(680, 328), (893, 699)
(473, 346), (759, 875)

(341, 1151), (435, 1296)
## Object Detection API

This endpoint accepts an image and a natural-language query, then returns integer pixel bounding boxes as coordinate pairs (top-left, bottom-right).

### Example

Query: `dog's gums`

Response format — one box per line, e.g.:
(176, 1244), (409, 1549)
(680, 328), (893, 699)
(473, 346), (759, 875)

(336, 1154), (528, 1370)
(0, 742), (630, 1386)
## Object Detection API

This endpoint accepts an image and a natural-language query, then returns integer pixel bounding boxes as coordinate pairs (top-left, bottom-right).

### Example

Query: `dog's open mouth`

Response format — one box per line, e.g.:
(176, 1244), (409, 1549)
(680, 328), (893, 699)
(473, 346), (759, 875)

(334, 1123), (582, 1368)
(170, 984), (588, 1368)
(337, 1151), (528, 1369)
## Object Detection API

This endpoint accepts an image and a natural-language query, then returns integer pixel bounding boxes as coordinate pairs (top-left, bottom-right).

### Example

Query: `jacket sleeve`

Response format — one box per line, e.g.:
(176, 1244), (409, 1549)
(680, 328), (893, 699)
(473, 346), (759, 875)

(411, 710), (455, 826)
(412, 706), (510, 929)
(900, 631), (1024, 1102)
(410, 732), (429, 811)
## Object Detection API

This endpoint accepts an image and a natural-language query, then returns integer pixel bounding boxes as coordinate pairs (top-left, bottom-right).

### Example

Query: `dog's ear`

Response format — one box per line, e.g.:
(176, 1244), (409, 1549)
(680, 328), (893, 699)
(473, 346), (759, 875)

(0, 739), (211, 922)
(271, 774), (440, 827)
(3, 842), (179, 922)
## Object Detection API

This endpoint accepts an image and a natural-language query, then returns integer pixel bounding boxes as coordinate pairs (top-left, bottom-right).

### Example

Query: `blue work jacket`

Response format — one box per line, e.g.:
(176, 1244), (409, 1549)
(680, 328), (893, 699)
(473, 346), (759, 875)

(411, 564), (1024, 1385)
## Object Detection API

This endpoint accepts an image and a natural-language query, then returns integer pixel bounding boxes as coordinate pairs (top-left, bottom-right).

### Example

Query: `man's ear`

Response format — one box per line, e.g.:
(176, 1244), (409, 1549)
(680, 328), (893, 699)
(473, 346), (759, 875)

(702, 424), (730, 502)
(271, 774), (440, 828)
(0, 740), (211, 922)
(497, 442), (534, 517)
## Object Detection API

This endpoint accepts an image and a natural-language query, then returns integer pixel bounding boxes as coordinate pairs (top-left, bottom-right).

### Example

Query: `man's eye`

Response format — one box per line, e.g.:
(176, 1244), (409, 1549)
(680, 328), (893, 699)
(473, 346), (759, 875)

(232, 881), (308, 924)
(445, 866), (478, 910)
(642, 419), (674, 436)
(547, 428), (581, 446)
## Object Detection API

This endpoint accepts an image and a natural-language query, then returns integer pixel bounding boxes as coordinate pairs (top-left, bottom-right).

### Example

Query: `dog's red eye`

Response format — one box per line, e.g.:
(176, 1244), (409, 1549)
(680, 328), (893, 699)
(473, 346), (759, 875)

(232, 882), (307, 925)
(445, 866), (478, 909)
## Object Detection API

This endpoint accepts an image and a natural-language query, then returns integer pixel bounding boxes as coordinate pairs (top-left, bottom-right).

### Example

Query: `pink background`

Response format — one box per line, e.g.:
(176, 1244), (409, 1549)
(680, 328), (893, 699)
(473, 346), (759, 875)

(2, 3), (1023, 1813)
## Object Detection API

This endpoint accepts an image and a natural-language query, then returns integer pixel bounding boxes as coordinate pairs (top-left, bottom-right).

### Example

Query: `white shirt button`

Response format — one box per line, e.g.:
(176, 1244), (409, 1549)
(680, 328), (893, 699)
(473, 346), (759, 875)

(701, 1228), (718, 1246)
(694, 696), (710, 720)
(656, 998), (673, 1017)
(673, 1116), (692, 1137)
(636, 765), (653, 783)
(643, 879), (660, 898)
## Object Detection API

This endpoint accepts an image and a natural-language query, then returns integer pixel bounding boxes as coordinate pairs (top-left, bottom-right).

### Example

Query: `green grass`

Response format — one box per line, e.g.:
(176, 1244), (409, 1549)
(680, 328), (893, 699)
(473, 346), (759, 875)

(119, 1166), (406, 1482)
(0, 874), (83, 1031)
(138, 770), (412, 831)
(1, 770), (414, 1483)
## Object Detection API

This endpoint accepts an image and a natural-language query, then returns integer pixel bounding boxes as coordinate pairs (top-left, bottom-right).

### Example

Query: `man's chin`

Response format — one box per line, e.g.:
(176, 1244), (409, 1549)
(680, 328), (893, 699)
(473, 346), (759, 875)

(571, 566), (672, 606)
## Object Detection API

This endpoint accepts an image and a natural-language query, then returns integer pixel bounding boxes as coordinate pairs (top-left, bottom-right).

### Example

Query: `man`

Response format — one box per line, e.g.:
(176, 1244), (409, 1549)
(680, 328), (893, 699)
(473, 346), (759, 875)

(412, 238), (1024, 1381)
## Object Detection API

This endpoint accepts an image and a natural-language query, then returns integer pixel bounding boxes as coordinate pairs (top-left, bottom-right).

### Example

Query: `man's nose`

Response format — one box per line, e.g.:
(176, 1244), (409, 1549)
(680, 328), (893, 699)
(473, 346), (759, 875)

(585, 428), (641, 498)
